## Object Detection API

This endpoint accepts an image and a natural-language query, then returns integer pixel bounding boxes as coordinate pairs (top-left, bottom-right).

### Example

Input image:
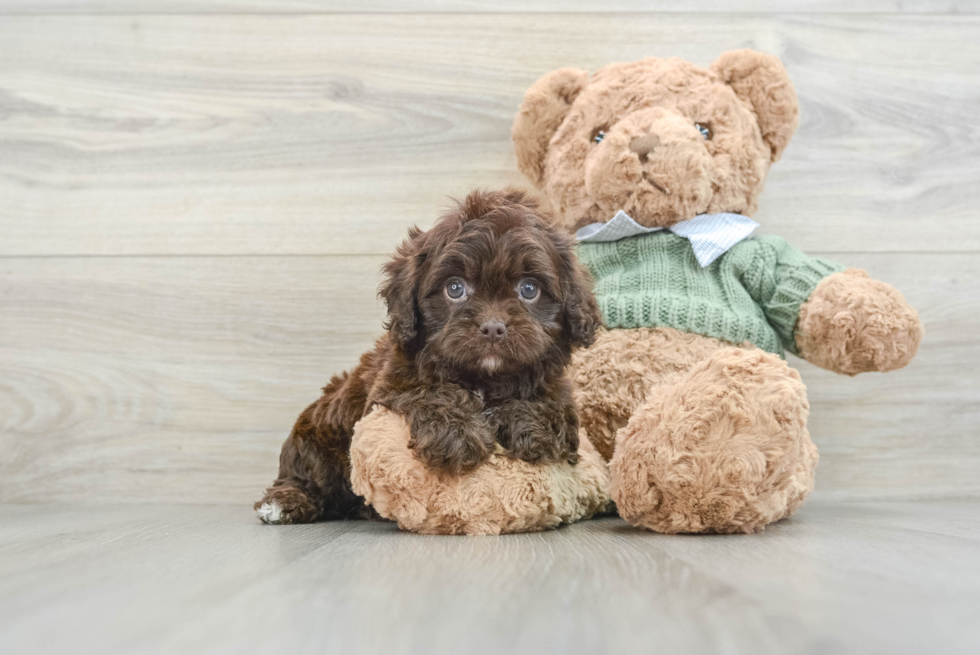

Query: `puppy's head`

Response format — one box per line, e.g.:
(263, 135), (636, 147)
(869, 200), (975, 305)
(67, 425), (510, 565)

(380, 188), (600, 378)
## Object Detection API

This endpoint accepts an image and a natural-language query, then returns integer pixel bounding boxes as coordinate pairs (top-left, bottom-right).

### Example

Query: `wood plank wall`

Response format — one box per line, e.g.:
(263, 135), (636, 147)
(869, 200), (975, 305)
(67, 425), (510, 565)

(2, 2), (978, 504)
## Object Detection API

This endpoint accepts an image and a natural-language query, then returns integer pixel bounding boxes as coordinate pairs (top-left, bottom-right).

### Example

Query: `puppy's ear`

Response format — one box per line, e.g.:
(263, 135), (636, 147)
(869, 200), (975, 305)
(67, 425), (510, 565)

(552, 228), (602, 348)
(379, 227), (427, 352)
(512, 68), (589, 188)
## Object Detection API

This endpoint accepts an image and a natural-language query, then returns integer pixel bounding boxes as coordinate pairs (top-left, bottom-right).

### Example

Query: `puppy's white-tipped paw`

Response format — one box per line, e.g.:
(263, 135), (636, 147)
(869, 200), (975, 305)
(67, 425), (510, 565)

(256, 501), (284, 525)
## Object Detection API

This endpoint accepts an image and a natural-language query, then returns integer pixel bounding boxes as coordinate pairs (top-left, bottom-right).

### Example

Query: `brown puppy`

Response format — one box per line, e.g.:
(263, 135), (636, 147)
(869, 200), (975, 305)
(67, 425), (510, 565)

(255, 188), (601, 524)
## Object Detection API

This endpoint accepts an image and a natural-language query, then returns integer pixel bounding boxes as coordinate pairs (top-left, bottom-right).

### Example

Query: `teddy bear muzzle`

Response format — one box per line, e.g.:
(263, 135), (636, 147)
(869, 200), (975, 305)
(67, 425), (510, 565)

(583, 107), (715, 228)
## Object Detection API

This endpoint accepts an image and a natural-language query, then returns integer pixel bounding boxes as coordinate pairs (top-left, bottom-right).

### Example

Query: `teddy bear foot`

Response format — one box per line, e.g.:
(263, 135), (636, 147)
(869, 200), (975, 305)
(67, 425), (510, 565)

(609, 347), (819, 534)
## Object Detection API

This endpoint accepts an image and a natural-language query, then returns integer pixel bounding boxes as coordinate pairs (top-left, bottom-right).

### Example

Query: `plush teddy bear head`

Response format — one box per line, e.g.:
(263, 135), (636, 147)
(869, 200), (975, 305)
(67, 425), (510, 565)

(512, 49), (799, 230)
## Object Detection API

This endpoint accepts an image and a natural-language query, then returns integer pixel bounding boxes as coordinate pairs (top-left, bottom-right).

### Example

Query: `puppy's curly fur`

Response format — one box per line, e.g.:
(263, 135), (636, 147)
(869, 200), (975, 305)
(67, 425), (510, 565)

(255, 188), (601, 524)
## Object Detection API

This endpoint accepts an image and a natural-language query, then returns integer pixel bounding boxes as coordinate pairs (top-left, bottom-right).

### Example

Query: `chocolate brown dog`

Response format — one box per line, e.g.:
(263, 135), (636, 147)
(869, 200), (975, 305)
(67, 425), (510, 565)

(255, 188), (601, 524)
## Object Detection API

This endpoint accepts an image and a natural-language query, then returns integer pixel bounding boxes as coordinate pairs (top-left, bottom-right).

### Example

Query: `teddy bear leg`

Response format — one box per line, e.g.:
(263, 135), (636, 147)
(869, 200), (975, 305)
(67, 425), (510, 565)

(609, 347), (818, 534)
(570, 327), (733, 461)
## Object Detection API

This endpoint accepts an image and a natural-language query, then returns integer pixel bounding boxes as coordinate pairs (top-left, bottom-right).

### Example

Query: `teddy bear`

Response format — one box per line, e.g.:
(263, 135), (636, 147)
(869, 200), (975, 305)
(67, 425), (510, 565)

(511, 49), (924, 533)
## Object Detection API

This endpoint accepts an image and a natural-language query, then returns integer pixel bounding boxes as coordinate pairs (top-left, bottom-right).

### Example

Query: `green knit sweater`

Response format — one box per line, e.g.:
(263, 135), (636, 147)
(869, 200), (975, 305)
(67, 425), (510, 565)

(577, 233), (845, 357)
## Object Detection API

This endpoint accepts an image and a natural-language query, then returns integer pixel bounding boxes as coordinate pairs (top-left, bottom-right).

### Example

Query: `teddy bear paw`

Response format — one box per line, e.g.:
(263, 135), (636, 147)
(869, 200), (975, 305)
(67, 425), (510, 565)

(797, 268), (924, 376)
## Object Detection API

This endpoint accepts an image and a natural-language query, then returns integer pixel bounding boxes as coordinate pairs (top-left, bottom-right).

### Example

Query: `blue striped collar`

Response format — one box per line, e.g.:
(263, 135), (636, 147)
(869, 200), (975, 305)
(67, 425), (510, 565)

(575, 210), (759, 267)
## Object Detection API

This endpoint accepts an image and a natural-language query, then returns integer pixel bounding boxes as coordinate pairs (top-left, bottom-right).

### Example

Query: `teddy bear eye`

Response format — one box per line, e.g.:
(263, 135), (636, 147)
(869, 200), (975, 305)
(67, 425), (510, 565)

(591, 128), (606, 144)
(695, 122), (712, 140)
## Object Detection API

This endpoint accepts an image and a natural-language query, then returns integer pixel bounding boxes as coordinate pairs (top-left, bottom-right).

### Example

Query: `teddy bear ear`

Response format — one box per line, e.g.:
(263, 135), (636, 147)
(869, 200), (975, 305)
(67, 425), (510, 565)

(512, 68), (589, 187)
(711, 49), (799, 162)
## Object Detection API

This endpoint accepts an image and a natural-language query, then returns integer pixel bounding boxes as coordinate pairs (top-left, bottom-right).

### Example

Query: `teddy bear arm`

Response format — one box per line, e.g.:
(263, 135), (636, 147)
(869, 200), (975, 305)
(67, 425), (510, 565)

(795, 268), (924, 376)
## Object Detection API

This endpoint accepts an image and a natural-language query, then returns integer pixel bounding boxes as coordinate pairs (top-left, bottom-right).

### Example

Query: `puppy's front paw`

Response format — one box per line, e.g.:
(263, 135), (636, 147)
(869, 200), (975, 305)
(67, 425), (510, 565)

(510, 440), (579, 466)
(505, 426), (568, 465)
(409, 417), (494, 475)
(497, 405), (578, 466)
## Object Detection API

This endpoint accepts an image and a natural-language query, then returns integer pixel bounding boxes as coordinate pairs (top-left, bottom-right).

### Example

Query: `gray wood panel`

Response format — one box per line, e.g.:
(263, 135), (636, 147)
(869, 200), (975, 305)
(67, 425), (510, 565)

(1, 6), (977, 505)
(2, 253), (977, 504)
(1, 501), (979, 654)
(1, 14), (979, 256)
(1, 1), (975, 14)
(0, 255), (388, 504)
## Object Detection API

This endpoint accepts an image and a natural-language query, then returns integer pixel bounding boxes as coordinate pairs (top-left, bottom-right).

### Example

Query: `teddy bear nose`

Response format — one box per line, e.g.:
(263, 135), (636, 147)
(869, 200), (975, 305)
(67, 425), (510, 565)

(629, 134), (661, 162)
(479, 319), (507, 343)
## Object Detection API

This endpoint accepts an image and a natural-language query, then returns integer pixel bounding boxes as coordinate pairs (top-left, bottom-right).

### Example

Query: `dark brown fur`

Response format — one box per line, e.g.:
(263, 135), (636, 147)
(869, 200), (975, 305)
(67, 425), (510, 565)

(255, 188), (601, 523)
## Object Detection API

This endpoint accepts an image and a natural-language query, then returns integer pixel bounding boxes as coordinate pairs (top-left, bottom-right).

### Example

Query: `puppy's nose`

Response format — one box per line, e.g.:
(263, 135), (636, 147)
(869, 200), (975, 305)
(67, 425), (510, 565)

(479, 319), (507, 343)
(629, 134), (661, 162)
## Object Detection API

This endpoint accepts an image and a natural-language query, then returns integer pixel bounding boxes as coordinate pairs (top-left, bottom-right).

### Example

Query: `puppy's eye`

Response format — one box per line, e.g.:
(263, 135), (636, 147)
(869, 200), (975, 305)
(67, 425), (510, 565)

(445, 277), (467, 301)
(591, 129), (606, 145)
(695, 122), (712, 140)
(518, 279), (540, 301)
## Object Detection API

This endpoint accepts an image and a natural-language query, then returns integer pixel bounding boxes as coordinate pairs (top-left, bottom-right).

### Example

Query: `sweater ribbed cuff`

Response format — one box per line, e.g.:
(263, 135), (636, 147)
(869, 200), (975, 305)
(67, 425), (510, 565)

(766, 258), (845, 356)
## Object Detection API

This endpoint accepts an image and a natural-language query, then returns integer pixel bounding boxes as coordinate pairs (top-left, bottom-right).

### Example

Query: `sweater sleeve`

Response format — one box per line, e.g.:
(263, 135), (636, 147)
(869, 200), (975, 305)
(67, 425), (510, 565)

(739, 235), (845, 356)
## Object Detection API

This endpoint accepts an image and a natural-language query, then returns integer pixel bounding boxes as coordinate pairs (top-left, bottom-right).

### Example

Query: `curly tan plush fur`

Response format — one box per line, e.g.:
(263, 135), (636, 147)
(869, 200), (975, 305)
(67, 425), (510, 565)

(513, 50), (797, 230)
(797, 269), (924, 376)
(512, 68), (589, 188)
(608, 347), (817, 534)
(512, 49), (923, 534)
(710, 50), (799, 162)
(350, 406), (611, 535)
(570, 327), (733, 461)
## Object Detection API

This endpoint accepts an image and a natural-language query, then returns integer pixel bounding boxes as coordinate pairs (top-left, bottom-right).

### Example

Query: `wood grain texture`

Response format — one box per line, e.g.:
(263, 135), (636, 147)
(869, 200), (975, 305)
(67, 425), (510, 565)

(1, 14), (979, 256)
(1, 1), (976, 14)
(1, 8), (977, 505)
(0, 255), (388, 504)
(1, 501), (979, 655)
(2, 253), (977, 504)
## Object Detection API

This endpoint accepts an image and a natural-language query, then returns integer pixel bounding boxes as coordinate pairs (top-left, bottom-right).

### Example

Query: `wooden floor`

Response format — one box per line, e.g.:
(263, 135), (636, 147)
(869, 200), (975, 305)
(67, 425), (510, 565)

(0, 499), (978, 655)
